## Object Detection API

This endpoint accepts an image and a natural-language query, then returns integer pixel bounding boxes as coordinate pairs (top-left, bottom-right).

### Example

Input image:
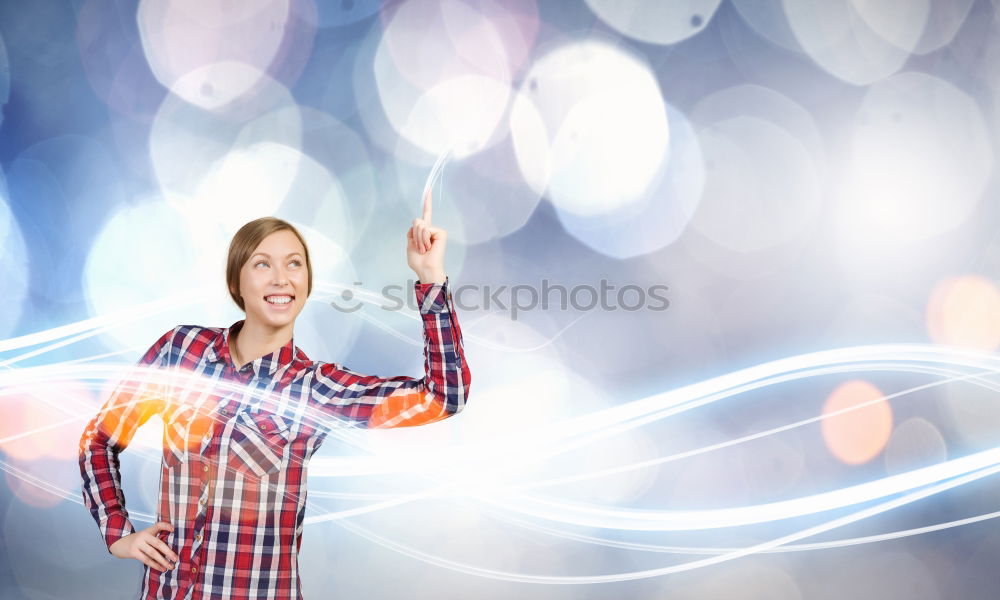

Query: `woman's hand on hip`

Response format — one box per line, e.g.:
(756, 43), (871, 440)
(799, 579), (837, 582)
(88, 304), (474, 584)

(109, 521), (178, 572)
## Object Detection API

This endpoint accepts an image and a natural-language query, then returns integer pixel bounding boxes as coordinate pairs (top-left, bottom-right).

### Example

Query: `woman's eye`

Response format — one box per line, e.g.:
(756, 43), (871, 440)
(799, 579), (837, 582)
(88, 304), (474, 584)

(254, 261), (268, 268)
(290, 260), (302, 267)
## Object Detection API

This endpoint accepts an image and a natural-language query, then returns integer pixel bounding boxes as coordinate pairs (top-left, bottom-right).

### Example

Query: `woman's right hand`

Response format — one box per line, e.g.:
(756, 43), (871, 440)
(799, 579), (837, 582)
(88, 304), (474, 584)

(109, 522), (178, 572)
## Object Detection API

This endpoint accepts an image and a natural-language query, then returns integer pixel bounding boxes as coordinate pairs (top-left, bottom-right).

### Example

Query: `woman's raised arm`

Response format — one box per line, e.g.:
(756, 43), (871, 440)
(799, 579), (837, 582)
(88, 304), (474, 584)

(310, 277), (471, 429)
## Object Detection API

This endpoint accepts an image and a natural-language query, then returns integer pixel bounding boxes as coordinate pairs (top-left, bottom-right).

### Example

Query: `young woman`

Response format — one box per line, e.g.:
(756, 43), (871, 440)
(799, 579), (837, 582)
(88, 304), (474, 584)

(79, 215), (471, 599)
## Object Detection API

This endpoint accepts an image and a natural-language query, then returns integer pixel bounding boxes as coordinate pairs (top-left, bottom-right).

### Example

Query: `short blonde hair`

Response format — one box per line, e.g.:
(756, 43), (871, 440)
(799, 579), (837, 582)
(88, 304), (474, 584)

(226, 217), (313, 312)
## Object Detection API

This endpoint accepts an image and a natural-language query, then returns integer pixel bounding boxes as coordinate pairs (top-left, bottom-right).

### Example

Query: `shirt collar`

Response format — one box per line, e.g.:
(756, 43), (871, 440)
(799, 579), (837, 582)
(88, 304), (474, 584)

(206, 319), (299, 377)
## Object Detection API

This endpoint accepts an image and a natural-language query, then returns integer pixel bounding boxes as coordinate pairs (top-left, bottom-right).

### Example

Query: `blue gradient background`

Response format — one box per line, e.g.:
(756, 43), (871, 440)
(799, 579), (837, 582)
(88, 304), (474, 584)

(2, 1), (1000, 598)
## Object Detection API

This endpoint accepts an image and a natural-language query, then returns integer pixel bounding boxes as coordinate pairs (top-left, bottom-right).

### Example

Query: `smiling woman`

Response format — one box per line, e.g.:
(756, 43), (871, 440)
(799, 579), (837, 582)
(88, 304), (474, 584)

(224, 220), (314, 370)
(78, 215), (472, 599)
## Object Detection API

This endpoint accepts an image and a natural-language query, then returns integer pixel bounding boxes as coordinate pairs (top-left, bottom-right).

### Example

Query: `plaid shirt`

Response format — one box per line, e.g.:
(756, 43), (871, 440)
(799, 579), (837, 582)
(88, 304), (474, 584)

(79, 277), (470, 600)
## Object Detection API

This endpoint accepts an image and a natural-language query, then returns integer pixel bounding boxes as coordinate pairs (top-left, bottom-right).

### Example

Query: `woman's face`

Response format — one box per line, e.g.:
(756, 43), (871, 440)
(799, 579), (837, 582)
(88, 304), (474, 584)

(239, 229), (309, 329)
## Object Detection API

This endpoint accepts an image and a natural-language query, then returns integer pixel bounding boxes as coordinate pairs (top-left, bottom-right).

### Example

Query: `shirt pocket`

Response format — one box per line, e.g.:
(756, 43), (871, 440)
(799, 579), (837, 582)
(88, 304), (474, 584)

(227, 410), (293, 479)
(162, 405), (197, 469)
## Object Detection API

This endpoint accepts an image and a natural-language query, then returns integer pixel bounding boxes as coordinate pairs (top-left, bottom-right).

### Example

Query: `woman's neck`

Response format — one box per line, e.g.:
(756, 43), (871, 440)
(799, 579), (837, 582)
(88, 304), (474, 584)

(231, 319), (294, 369)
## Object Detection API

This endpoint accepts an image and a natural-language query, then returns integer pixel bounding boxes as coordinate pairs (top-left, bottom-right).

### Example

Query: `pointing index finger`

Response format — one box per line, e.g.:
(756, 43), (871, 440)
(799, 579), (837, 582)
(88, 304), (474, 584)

(422, 187), (433, 223)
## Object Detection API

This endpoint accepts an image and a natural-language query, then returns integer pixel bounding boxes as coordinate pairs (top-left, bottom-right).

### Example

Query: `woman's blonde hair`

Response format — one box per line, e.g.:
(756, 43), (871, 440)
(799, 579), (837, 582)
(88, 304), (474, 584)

(226, 217), (313, 312)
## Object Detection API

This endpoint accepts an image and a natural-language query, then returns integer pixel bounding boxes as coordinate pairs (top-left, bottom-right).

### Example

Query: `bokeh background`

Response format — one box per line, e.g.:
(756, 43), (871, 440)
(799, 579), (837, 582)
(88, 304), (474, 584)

(3, 0), (1000, 598)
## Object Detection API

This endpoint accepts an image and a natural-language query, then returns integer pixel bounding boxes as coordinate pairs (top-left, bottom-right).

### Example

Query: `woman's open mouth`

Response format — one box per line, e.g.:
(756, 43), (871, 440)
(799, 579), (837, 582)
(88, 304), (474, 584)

(264, 294), (295, 309)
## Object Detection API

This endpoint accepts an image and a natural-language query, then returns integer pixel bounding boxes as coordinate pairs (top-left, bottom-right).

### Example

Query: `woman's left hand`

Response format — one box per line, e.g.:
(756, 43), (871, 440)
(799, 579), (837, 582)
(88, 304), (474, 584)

(406, 190), (447, 283)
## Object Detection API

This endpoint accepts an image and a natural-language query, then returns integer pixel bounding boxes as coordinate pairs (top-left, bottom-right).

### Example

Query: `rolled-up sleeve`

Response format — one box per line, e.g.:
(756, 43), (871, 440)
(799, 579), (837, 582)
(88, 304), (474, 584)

(311, 276), (472, 428)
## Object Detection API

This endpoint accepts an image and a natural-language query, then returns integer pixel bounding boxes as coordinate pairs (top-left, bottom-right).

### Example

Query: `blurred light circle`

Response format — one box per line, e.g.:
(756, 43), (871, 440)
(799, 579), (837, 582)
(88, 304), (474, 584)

(730, 0), (803, 52)
(83, 195), (221, 352)
(187, 142), (303, 233)
(585, 0), (722, 45)
(373, 0), (514, 157)
(396, 74), (512, 157)
(884, 417), (946, 476)
(783, 0), (915, 84)
(167, 60), (286, 112)
(511, 39), (670, 217)
(887, 0), (975, 54)
(547, 90), (665, 216)
(555, 103), (705, 258)
(137, 0), (292, 109)
(690, 84), (827, 181)
(173, 144), (359, 336)
(821, 379), (893, 465)
(689, 115), (821, 253)
(734, 0), (973, 57)
(839, 72), (992, 244)
(379, 0), (510, 91)
(507, 90), (549, 194)
(149, 65), (302, 197)
(926, 275), (1000, 352)
(720, 3), (853, 111)
(470, 0), (539, 77)
(848, 0), (930, 53)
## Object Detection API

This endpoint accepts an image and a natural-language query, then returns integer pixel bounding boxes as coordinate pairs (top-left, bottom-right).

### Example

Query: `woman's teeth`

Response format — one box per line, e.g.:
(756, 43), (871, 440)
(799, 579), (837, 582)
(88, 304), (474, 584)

(265, 296), (293, 305)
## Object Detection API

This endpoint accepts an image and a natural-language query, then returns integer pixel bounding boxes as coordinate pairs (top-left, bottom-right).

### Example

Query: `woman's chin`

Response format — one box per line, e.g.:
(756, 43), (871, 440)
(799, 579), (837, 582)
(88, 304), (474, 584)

(250, 304), (298, 327)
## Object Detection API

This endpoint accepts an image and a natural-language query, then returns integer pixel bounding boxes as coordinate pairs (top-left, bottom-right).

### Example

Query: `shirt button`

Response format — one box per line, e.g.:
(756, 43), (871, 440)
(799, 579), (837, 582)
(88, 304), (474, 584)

(203, 465), (209, 472)
(194, 533), (201, 541)
(192, 566), (197, 574)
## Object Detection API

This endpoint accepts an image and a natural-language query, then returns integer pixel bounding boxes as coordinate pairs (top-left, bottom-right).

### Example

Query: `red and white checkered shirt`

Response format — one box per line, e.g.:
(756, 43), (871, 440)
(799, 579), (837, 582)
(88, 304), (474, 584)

(79, 277), (471, 599)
